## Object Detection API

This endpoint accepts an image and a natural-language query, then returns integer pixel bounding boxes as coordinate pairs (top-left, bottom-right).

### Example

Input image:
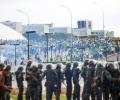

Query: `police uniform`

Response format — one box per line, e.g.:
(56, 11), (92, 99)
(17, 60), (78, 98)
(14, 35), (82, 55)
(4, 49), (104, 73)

(81, 60), (89, 98)
(4, 65), (12, 100)
(82, 61), (97, 100)
(26, 66), (39, 100)
(55, 64), (63, 96)
(43, 64), (60, 100)
(0, 63), (6, 100)
(25, 61), (32, 100)
(72, 62), (81, 100)
(37, 64), (43, 100)
(111, 68), (120, 100)
(63, 63), (73, 100)
(102, 63), (119, 100)
(15, 67), (24, 100)
(96, 64), (104, 100)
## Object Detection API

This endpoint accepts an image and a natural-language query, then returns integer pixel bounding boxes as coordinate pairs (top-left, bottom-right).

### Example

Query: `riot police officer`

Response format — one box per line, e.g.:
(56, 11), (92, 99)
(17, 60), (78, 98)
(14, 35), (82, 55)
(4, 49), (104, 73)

(0, 63), (5, 100)
(72, 62), (81, 100)
(43, 64), (60, 100)
(30, 65), (39, 100)
(4, 65), (12, 100)
(25, 60), (32, 100)
(82, 60), (97, 100)
(37, 64), (43, 100)
(63, 63), (73, 100)
(15, 66), (24, 100)
(81, 60), (89, 98)
(96, 63), (104, 100)
(102, 63), (120, 100)
(55, 64), (63, 96)
(110, 64), (120, 100)
(81, 60), (89, 82)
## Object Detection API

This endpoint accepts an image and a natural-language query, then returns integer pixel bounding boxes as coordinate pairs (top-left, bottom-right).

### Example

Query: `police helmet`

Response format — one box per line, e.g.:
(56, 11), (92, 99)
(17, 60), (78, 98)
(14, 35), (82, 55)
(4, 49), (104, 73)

(38, 64), (43, 69)
(89, 60), (95, 67)
(32, 65), (38, 72)
(5, 65), (11, 71)
(97, 63), (103, 68)
(18, 66), (23, 71)
(46, 64), (52, 70)
(66, 63), (71, 68)
(106, 63), (114, 70)
(0, 63), (5, 69)
(84, 60), (89, 66)
(73, 62), (78, 68)
(27, 60), (32, 66)
(56, 64), (61, 69)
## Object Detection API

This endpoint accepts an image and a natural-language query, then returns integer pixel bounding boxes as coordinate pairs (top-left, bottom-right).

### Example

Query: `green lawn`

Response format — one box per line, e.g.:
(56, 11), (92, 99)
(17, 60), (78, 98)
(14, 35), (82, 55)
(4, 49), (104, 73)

(11, 94), (66, 100)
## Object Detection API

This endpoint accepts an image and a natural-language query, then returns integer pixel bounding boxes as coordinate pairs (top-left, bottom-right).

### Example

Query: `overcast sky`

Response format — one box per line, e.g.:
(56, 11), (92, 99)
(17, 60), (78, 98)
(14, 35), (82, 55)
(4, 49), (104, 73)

(0, 0), (120, 36)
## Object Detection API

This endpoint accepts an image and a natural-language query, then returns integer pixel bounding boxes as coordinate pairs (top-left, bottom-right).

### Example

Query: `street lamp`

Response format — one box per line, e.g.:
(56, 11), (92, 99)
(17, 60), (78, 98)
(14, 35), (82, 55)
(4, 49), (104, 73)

(16, 9), (30, 60)
(93, 2), (106, 61)
(114, 37), (120, 61)
(45, 33), (52, 62)
(26, 31), (36, 60)
(60, 5), (73, 63)
(16, 9), (30, 25)
(50, 45), (53, 62)
(13, 43), (19, 66)
(0, 42), (5, 62)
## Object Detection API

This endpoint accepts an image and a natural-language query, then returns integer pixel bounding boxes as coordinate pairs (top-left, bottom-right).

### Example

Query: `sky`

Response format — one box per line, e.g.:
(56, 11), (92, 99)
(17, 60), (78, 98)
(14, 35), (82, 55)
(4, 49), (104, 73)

(0, 0), (120, 36)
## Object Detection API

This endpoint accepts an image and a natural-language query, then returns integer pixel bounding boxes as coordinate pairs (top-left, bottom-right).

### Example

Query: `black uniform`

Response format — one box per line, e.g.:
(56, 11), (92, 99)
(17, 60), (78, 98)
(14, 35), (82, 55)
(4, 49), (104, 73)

(72, 62), (81, 100)
(111, 69), (120, 100)
(4, 66), (12, 100)
(102, 64), (119, 100)
(43, 64), (60, 100)
(55, 64), (63, 96)
(96, 64), (104, 100)
(26, 66), (39, 100)
(82, 61), (97, 100)
(0, 63), (5, 100)
(37, 64), (43, 100)
(25, 61), (32, 100)
(63, 63), (73, 100)
(81, 60), (89, 98)
(15, 67), (24, 100)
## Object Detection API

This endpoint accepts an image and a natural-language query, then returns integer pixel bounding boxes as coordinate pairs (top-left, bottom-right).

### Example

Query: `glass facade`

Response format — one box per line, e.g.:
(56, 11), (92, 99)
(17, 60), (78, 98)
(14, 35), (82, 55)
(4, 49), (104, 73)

(77, 21), (86, 28)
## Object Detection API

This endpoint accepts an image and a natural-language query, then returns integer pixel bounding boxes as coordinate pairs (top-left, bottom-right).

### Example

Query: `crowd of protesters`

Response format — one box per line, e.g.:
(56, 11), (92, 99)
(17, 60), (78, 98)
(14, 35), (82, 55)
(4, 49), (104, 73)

(1, 34), (116, 64)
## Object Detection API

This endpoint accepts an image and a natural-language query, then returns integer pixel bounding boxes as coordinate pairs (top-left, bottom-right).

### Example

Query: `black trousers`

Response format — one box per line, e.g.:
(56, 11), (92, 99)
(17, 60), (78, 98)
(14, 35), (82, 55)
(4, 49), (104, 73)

(46, 85), (60, 100)
(18, 86), (24, 100)
(0, 89), (5, 100)
(38, 84), (42, 100)
(66, 83), (72, 100)
(103, 88), (110, 100)
(96, 87), (102, 100)
(73, 83), (80, 100)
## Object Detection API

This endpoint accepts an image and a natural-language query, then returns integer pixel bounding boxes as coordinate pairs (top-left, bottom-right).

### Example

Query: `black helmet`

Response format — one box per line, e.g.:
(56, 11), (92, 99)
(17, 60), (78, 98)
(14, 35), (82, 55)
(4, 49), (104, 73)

(84, 60), (89, 66)
(18, 66), (23, 71)
(38, 64), (43, 69)
(66, 63), (71, 68)
(46, 64), (52, 70)
(56, 64), (61, 69)
(27, 60), (32, 67)
(32, 65), (38, 72)
(5, 65), (11, 71)
(89, 61), (94, 66)
(0, 63), (5, 69)
(97, 63), (103, 68)
(73, 62), (78, 68)
(105, 63), (114, 70)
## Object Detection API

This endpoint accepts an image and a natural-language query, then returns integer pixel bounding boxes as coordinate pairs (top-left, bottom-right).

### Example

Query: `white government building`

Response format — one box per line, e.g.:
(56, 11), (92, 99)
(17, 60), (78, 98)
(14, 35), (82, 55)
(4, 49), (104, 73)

(1, 20), (114, 37)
